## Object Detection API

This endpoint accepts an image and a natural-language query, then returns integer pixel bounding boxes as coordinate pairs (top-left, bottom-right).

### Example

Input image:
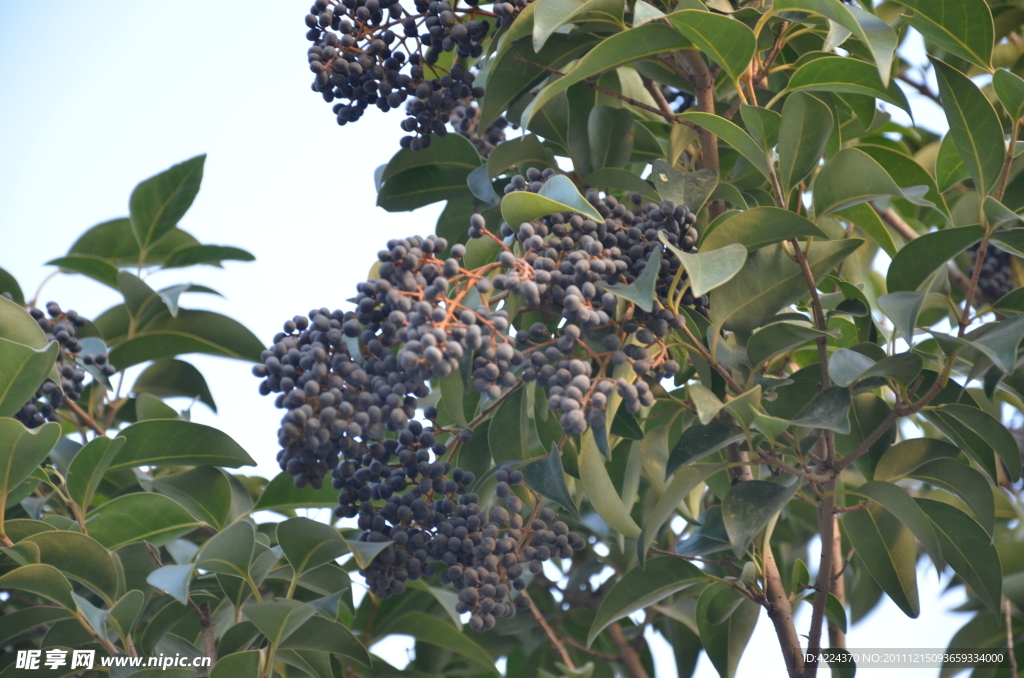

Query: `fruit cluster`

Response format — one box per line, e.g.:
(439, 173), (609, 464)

(303, 0), (507, 150)
(968, 242), (1018, 301)
(11, 302), (115, 428)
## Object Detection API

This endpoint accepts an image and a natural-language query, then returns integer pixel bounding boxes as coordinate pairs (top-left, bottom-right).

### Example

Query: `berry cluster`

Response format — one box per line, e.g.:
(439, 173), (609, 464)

(969, 242), (1017, 301)
(13, 302), (115, 429)
(304, 0), (497, 150)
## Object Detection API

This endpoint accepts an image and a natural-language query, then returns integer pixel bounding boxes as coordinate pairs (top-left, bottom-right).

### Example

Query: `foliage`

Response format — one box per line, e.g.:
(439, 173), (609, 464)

(5, 0), (1024, 677)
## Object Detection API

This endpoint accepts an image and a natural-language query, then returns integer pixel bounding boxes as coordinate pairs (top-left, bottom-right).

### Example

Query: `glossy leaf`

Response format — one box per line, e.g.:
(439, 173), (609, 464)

(813, 148), (929, 218)
(680, 111), (771, 178)
(968, 312), (1024, 375)
(252, 471), (340, 512)
(722, 477), (800, 557)
(277, 517), (346, 577)
(501, 174), (603, 226)
(650, 161), (718, 214)
(844, 502), (920, 618)
(640, 464), (726, 562)
(244, 599), (317, 646)
(935, 132), (970, 192)
(487, 385), (529, 463)
(110, 309), (265, 369)
(196, 520), (255, 578)
(152, 467), (233, 530)
(939, 404), (1021, 481)
(786, 56), (910, 111)
(0, 564), (76, 610)
(525, 23), (690, 124)
(146, 564), (194, 606)
(665, 422), (746, 477)
(886, 225), (982, 293)
(597, 246), (661, 312)
(747, 322), (829, 369)
(129, 155), (205, 253)
(521, 442), (579, 520)
(532, 0), (623, 51)
(932, 59), (1004, 196)
(0, 339), (57, 418)
(588, 557), (704, 646)
(280, 615), (372, 666)
(911, 459), (994, 535)
(22, 531), (119, 604)
(132, 359), (217, 412)
(588, 105), (634, 170)
(713, 238), (863, 332)
(857, 145), (948, 218)
(161, 244), (255, 269)
(111, 419), (254, 470)
(918, 498), (1002, 613)
(665, 10), (756, 82)
(0, 418), (60, 506)
(828, 348), (876, 387)
(340, 537), (392, 569)
(45, 254), (120, 288)
(86, 493), (204, 550)
(898, 0), (994, 70)
(874, 438), (960, 481)
(64, 435), (125, 512)
(579, 429), (642, 538)
(0, 267), (24, 304)
(855, 481), (943, 569)
(661, 235), (746, 298)
(585, 168), (660, 203)
(696, 583), (760, 678)
(778, 92), (833, 194)
(788, 387), (851, 433)
(701, 207), (828, 253)
(993, 68), (1024, 120)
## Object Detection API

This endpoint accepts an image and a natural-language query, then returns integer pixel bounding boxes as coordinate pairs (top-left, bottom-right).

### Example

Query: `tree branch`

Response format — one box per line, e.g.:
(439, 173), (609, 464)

(530, 599), (576, 669)
(827, 515), (847, 650)
(675, 50), (722, 218)
(65, 399), (106, 436)
(188, 599), (217, 676)
(607, 622), (651, 678)
(764, 539), (805, 676)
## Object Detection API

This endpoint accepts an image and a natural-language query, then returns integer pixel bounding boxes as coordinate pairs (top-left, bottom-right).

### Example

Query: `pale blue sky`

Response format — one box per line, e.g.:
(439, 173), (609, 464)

(0, 3), (973, 676)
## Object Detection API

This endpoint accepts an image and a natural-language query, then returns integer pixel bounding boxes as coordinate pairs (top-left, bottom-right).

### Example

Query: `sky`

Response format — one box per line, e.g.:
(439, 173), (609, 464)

(0, 2), (977, 676)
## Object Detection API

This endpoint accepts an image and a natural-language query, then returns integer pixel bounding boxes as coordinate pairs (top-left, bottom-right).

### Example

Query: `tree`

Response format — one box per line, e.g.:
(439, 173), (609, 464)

(2, 0), (1024, 677)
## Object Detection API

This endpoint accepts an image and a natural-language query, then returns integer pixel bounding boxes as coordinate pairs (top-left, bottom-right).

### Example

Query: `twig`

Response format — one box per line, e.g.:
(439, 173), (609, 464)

(897, 72), (941, 105)
(764, 539), (805, 676)
(561, 633), (620, 661)
(1005, 597), (1019, 677)
(827, 516), (847, 650)
(530, 599), (576, 669)
(188, 599), (218, 675)
(676, 50), (721, 218)
(65, 400), (106, 436)
(643, 75), (678, 122)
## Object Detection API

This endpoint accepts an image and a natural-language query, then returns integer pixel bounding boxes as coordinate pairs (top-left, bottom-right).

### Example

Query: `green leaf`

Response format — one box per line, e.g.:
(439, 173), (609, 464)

(665, 422), (746, 477)
(64, 435), (125, 512)
(129, 155), (206, 253)
(857, 145), (949, 219)
(854, 481), (944, 570)
(45, 254), (120, 288)
(813, 148), (929, 217)
(210, 651), (261, 678)
(111, 419), (254, 470)
(786, 57), (911, 112)
(588, 557), (705, 646)
(696, 583), (760, 678)
(487, 385), (529, 463)
(665, 9), (756, 82)
(739, 105), (781, 152)
(936, 132), (970, 192)
(521, 443), (580, 520)
(525, 23), (689, 125)
(136, 393), (179, 420)
(649, 162), (719, 214)
(244, 599), (317, 646)
(611, 407), (644, 440)
(146, 564), (194, 605)
(487, 134), (556, 179)
(932, 59), (1004, 196)
(585, 168), (660, 203)
(829, 348), (877, 387)
(279, 615), (372, 666)
(0, 418), (60, 507)
(277, 517), (346, 577)
(579, 429), (642, 538)
(679, 111), (770, 178)
(0, 563), (76, 610)
(196, 520), (255, 578)
(917, 498), (1002, 614)
(874, 438), (960, 481)
(86, 493), (204, 549)
(898, 0), (994, 70)
(389, 612), (498, 675)
(640, 463), (726, 562)
(0, 607), (72, 646)
(747, 322), (829, 369)
(910, 459), (994, 535)
(994, 69), (1024, 120)
(377, 164), (474, 212)
(845, 501), (920, 618)
(596, 246), (661, 312)
(877, 291), (926, 344)
(161, 244), (255, 269)
(252, 471), (341, 513)
(661, 237), (747, 298)
(588, 105), (634, 170)
(789, 387), (851, 433)
(532, 0), (624, 51)
(836, 203), (898, 259)
(938, 403), (1021, 482)
(824, 594), (847, 635)
(380, 133), (481, 183)
(68, 218), (200, 267)
(479, 34), (599, 130)
(22, 531), (119, 604)
(501, 174), (603, 226)
(340, 537), (392, 569)
(713, 239), (863, 333)
(700, 207), (828, 253)
(778, 92), (833, 194)
(0, 339), (57, 418)
(968, 312), (1024, 375)
(886, 225), (982, 293)
(152, 467), (233, 530)
(770, 0), (897, 86)
(675, 504), (732, 557)
(132, 359), (216, 412)
(858, 353), (923, 387)
(110, 309), (265, 369)
(0, 267), (24, 305)
(722, 477), (800, 557)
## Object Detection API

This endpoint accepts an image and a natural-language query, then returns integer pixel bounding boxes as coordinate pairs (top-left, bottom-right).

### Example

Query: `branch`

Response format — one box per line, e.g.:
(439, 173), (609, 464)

(188, 599), (218, 676)
(676, 51), (720, 191)
(827, 516), (847, 650)
(764, 539), (805, 676)
(606, 622), (651, 678)
(1005, 597), (1019, 677)
(530, 599), (576, 669)
(896, 72), (941, 105)
(65, 400), (106, 436)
